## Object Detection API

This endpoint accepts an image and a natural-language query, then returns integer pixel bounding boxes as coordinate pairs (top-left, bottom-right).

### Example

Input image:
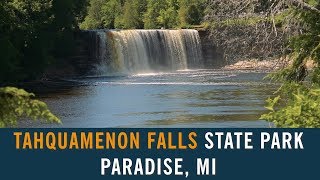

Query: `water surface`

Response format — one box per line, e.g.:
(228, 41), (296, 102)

(20, 69), (277, 128)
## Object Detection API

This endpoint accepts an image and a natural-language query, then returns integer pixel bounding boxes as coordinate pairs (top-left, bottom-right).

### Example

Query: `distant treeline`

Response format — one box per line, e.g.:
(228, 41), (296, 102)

(0, 0), (206, 83)
(80, 0), (206, 30)
(0, 0), (88, 83)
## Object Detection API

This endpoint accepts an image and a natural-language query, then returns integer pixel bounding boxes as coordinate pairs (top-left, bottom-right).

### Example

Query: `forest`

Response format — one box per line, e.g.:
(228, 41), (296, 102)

(0, 0), (89, 127)
(0, 0), (320, 128)
(0, 0), (205, 84)
(0, 0), (88, 83)
(80, 0), (206, 29)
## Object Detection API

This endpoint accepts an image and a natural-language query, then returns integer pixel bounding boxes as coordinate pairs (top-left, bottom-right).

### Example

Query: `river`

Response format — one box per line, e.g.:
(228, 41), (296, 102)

(19, 69), (276, 128)
(19, 29), (277, 128)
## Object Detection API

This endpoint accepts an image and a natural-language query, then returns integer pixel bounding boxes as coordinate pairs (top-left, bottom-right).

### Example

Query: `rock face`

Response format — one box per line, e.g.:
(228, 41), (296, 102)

(198, 29), (224, 68)
(70, 31), (100, 75)
(45, 31), (100, 78)
(46, 29), (222, 78)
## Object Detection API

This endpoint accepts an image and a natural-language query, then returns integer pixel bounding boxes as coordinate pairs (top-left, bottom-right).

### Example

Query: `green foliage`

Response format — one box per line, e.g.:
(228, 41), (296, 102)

(179, 0), (205, 26)
(261, 1), (320, 128)
(0, 0), (88, 83)
(80, 0), (106, 29)
(80, 0), (205, 29)
(120, 0), (147, 29)
(185, 5), (201, 25)
(156, 0), (179, 29)
(0, 87), (60, 128)
(143, 0), (164, 28)
(102, 0), (123, 28)
(281, 3), (320, 83)
(261, 83), (320, 128)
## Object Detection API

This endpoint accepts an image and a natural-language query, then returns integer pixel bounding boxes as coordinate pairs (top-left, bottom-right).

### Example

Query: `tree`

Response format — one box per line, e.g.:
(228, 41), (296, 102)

(0, 87), (60, 127)
(261, 0), (320, 128)
(80, 0), (206, 29)
(185, 4), (201, 25)
(178, 0), (205, 27)
(143, 0), (166, 28)
(0, 0), (54, 81)
(120, 0), (147, 29)
(0, 0), (88, 83)
(204, 0), (320, 127)
(102, 0), (123, 29)
(0, 0), (88, 127)
(80, 0), (106, 29)
(143, 0), (180, 29)
(0, 1), (21, 82)
(157, 0), (179, 29)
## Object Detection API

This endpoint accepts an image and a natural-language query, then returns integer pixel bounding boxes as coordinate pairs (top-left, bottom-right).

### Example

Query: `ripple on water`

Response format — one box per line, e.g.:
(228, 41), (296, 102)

(20, 69), (277, 128)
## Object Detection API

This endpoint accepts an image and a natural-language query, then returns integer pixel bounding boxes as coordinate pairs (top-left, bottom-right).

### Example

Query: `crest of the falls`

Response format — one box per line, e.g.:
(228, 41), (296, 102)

(89, 29), (203, 75)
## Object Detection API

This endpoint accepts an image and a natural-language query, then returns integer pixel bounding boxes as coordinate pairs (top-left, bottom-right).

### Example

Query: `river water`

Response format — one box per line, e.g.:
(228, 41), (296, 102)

(21, 69), (277, 128)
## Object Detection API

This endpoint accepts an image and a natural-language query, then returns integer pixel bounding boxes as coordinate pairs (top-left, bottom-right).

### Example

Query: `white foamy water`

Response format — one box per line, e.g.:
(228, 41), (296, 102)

(88, 29), (203, 75)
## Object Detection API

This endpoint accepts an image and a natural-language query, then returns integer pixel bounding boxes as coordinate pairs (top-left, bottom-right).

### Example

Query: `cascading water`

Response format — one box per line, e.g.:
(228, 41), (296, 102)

(89, 29), (203, 75)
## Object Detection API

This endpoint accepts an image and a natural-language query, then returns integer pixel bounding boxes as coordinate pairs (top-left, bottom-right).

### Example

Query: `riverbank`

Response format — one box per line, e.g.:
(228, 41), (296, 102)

(222, 58), (291, 71)
(222, 57), (316, 71)
(11, 78), (82, 94)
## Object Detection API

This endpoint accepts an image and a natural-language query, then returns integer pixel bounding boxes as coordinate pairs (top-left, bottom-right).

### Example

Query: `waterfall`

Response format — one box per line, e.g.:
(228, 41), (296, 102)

(89, 29), (203, 75)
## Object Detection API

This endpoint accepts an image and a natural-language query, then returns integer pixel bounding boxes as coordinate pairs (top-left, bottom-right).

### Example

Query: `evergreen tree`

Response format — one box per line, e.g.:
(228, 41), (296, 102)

(80, 0), (105, 29)
(102, 0), (123, 29)
(178, 0), (205, 27)
(80, 0), (206, 29)
(143, 0), (166, 28)
(157, 0), (179, 29)
(120, 0), (147, 29)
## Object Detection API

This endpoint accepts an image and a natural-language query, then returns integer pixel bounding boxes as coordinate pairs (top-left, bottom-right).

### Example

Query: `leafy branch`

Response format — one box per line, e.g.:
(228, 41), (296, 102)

(0, 87), (60, 127)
